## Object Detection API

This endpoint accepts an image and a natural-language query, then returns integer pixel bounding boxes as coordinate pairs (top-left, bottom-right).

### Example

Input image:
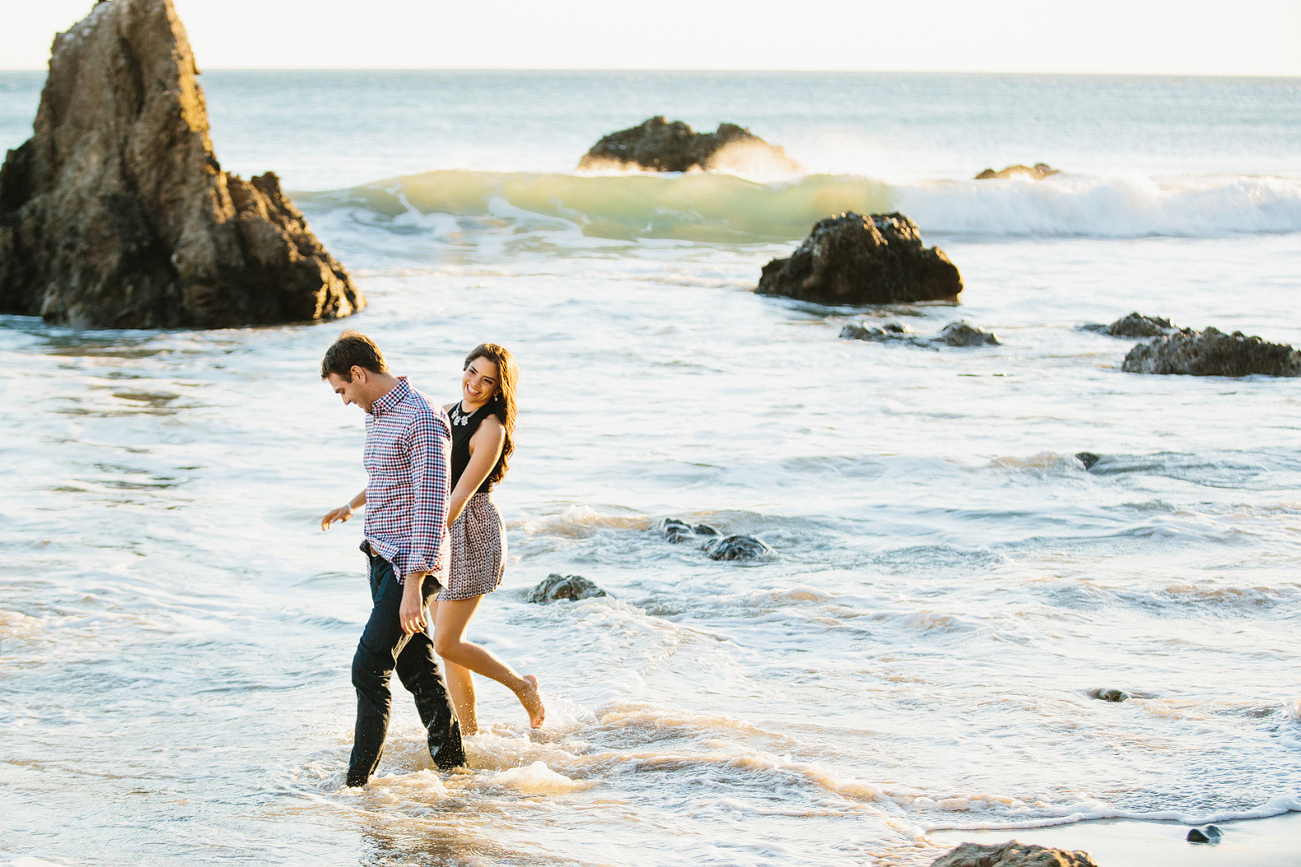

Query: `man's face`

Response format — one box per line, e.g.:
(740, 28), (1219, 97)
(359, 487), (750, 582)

(326, 369), (373, 413)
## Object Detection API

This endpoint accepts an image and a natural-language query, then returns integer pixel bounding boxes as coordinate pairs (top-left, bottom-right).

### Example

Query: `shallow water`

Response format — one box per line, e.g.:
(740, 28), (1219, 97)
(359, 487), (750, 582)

(2, 71), (1300, 866)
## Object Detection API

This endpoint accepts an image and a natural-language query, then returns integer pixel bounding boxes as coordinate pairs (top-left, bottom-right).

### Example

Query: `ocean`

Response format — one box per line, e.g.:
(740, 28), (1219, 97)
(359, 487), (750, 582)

(2, 70), (1300, 866)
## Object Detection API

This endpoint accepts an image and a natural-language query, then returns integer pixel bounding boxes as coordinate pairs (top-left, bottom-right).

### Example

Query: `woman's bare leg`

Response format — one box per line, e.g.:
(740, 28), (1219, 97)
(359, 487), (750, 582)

(432, 596), (545, 728)
(444, 659), (478, 736)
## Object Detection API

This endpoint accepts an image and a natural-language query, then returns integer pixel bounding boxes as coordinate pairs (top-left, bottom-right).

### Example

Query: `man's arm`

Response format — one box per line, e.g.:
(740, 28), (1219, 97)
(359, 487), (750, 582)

(321, 488), (367, 531)
(398, 411), (449, 634)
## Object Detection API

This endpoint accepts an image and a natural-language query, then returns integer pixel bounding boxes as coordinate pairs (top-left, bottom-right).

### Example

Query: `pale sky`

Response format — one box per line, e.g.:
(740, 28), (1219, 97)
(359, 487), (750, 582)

(1, 0), (1299, 75)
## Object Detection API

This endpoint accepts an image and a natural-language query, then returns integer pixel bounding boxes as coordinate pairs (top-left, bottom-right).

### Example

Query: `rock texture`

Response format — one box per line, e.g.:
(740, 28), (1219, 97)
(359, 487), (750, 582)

(525, 574), (608, 603)
(1082, 312), (1178, 338)
(975, 163), (1060, 180)
(655, 517), (721, 544)
(0, 0), (362, 328)
(930, 841), (1097, 867)
(1088, 687), (1130, 702)
(578, 116), (800, 173)
(757, 212), (962, 305)
(840, 318), (998, 347)
(705, 535), (776, 562)
(1122, 327), (1301, 377)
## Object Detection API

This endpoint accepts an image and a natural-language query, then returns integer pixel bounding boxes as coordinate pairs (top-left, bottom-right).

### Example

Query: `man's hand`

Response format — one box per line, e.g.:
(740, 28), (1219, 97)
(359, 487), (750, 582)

(321, 503), (354, 531)
(400, 573), (428, 635)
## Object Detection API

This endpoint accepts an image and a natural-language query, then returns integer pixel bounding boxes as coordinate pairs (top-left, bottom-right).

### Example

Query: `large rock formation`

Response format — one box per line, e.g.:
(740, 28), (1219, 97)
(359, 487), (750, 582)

(1122, 327), (1301, 377)
(930, 841), (1097, 867)
(757, 212), (962, 305)
(975, 163), (1060, 180)
(0, 0), (363, 328)
(578, 116), (800, 174)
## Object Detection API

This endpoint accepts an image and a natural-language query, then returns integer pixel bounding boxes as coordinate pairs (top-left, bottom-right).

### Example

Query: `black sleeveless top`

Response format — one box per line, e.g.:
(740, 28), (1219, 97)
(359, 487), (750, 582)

(448, 401), (498, 493)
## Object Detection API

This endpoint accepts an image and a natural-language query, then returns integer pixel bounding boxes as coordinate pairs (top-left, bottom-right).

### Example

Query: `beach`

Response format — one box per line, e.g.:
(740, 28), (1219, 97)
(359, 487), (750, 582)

(2, 70), (1300, 866)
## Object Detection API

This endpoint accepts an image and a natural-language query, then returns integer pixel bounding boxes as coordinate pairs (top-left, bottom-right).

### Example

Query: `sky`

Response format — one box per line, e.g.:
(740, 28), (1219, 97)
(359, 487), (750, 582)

(0, 0), (1299, 75)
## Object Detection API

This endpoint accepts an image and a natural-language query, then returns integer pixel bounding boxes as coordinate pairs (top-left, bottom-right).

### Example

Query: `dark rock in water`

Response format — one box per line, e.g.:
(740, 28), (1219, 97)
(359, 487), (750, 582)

(930, 841), (1097, 867)
(939, 320), (1000, 346)
(840, 318), (997, 348)
(654, 517), (721, 543)
(758, 212), (962, 306)
(1088, 687), (1130, 702)
(974, 163), (1060, 180)
(1076, 452), (1102, 470)
(704, 535), (776, 562)
(0, 0), (362, 329)
(1122, 327), (1301, 377)
(525, 574), (608, 603)
(578, 116), (800, 174)
(1082, 312), (1179, 338)
(840, 320), (914, 341)
(1187, 825), (1223, 844)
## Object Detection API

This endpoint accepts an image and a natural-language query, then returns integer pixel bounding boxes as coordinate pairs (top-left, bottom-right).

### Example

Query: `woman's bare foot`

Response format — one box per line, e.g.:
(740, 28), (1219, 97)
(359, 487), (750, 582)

(516, 674), (545, 728)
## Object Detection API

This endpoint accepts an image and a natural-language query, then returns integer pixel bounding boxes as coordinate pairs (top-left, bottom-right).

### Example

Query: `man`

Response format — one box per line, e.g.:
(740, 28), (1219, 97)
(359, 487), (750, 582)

(319, 330), (465, 786)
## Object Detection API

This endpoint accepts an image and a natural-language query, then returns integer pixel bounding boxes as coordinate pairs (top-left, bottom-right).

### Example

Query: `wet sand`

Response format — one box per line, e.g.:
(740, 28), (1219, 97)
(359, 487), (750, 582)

(929, 812), (1301, 865)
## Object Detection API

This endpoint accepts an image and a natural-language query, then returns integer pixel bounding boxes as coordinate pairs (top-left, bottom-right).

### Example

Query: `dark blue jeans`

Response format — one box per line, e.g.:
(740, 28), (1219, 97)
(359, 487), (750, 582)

(347, 548), (465, 786)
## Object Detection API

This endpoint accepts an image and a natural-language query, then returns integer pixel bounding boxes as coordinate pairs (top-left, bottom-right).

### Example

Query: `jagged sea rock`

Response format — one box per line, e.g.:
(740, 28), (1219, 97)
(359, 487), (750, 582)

(757, 212), (962, 305)
(1082, 312), (1179, 338)
(930, 841), (1098, 867)
(0, 0), (362, 328)
(840, 319), (997, 348)
(525, 574), (608, 603)
(1075, 452), (1102, 470)
(975, 163), (1060, 180)
(1122, 327), (1301, 377)
(1088, 687), (1130, 702)
(1187, 825), (1223, 844)
(939, 320), (1000, 346)
(704, 535), (776, 562)
(578, 116), (800, 174)
(654, 517), (721, 544)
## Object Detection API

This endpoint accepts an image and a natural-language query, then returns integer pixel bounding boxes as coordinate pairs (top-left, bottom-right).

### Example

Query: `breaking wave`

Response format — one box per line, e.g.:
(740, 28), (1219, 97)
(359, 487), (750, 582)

(296, 169), (1301, 243)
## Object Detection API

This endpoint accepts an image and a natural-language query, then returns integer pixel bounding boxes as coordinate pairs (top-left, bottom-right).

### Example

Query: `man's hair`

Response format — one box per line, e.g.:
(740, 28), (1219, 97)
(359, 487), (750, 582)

(320, 330), (388, 381)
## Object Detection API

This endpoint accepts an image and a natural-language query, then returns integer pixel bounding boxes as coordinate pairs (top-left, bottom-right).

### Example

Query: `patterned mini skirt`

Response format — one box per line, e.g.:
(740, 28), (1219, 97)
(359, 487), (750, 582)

(439, 492), (506, 601)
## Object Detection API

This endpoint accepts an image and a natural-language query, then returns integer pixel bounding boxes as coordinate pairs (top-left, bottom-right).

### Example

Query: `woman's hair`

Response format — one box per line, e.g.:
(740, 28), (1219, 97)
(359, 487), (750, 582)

(321, 330), (388, 380)
(465, 343), (517, 485)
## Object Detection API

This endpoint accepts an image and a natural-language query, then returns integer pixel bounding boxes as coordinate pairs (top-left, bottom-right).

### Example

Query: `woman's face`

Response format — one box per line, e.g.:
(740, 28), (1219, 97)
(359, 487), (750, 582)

(462, 356), (501, 407)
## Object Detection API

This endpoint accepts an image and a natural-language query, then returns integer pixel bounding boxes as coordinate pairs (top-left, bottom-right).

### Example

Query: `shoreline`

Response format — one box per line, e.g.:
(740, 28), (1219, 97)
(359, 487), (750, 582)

(928, 811), (1301, 866)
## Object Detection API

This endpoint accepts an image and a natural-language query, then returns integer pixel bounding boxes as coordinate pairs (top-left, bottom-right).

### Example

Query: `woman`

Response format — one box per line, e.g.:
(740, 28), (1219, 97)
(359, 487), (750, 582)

(434, 343), (543, 735)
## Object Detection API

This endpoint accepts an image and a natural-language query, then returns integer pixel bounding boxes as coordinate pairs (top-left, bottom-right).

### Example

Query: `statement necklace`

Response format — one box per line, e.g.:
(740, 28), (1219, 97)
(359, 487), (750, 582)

(449, 402), (474, 427)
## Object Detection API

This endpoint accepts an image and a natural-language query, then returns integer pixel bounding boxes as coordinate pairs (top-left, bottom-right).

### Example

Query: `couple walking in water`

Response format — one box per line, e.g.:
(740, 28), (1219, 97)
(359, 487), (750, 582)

(319, 331), (544, 786)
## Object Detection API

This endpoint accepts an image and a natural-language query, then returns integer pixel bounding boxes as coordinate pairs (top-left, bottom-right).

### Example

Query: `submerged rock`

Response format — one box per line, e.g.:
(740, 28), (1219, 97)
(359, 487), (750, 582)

(974, 163), (1060, 180)
(578, 116), (800, 173)
(1088, 687), (1130, 702)
(758, 212), (962, 306)
(1187, 825), (1223, 844)
(1082, 312), (1179, 338)
(654, 517), (721, 543)
(704, 535), (776, 562)
(1122, 327), (1301, 377)
(840, 319), (997, 348)
(0, 0), (362, 328)
(525, 574), (608, 603)
(1075, 452), (1102, 470)
(939, 320), (1000, 346)
(930, 841), (1097, 867)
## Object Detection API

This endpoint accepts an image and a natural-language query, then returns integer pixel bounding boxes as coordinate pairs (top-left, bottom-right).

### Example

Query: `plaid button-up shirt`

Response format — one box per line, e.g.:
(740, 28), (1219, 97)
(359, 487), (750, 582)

(363, 377), (451, 585)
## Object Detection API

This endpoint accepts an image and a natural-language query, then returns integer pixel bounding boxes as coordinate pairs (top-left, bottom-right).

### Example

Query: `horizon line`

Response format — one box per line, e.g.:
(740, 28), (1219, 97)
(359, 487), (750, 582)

(1, 66), (1299, 79)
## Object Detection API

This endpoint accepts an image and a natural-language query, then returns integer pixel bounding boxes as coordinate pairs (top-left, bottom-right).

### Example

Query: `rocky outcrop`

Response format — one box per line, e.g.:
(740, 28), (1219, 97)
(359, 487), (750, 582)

(975, 163), (1060, 180)
(930, 841), (1097, 867)
(578, 116), (800, 173)
(757, 212), (962, 305)
(654, 517), (721, 544)
(0, 0), (362, 328)
(1122, 327), (1301, 377)
(525, 574), (608, 603)
(841, 318), (998, 347)
(705, 535), (776, 562)
(1082, 312), (1178, 338)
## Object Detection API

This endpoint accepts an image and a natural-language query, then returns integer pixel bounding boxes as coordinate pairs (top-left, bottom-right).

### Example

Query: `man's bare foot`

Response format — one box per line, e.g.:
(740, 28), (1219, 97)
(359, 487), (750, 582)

(516, 674), (545, 728)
